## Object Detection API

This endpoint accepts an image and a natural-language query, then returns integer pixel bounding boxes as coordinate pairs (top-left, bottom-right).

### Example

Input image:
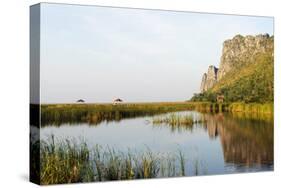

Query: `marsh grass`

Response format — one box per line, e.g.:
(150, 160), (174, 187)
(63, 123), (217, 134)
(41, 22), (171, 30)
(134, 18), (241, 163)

(40, 136), (91, 184)
(229, 102), (273, 115)
(41, 102), (195, 126)
(39, 136), (193, 185)
(39, 101), (272, 127)
(152, 113), (206, 126)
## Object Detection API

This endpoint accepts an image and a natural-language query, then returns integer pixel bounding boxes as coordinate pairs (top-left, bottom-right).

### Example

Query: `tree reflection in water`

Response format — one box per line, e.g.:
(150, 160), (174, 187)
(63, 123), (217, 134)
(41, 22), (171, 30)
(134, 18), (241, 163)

(202, 113), (273, 167)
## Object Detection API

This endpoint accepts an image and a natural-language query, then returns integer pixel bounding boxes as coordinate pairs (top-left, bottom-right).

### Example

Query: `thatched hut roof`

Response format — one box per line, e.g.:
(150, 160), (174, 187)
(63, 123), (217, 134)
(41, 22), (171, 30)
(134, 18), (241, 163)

(113, 98), (123, 102)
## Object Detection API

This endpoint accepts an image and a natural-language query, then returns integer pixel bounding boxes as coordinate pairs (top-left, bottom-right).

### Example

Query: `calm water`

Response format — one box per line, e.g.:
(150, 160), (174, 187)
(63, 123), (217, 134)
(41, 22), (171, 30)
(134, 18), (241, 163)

(41, 111), (273, 176)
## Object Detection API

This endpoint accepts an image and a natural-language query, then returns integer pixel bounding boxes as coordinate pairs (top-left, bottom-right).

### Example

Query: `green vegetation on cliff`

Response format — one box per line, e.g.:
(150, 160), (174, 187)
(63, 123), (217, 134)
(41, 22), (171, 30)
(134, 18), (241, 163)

(192, 34), (274, 104)
(212, 52), (273, 103)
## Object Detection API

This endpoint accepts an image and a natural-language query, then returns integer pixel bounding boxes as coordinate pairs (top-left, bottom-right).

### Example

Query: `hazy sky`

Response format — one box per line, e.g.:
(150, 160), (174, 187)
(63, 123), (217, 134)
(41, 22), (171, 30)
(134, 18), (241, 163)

(40, 3), (273, 103)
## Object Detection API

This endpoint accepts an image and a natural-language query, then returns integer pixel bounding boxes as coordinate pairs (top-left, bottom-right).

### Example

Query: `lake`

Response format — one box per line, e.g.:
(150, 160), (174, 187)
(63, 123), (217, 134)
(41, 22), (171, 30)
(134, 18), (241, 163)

(40, 110), (273, 176)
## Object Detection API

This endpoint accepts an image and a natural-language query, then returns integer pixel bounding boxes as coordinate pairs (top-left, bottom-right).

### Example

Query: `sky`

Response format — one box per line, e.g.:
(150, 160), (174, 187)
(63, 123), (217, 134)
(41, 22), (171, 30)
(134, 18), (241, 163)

(40, 3), (273, 103)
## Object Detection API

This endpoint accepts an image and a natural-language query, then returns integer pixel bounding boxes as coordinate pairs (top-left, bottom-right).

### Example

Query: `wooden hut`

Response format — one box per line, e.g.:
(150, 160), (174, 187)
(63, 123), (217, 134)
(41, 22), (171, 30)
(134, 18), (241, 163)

(113, 98), (123, 105)
(216, 95), (224, 103)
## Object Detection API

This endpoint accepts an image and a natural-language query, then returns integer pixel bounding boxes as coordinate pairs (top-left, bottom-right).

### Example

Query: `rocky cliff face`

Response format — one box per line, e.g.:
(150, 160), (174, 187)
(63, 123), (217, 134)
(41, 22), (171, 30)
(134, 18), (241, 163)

(217, 34), (273, 80)
(200, 66), (218, 92)
(200, 34), (273, 93)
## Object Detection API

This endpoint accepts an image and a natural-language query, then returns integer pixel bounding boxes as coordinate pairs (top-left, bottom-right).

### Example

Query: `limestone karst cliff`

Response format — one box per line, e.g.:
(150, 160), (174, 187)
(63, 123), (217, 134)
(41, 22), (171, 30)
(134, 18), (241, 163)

(217, 34), (273, 80)
(200, 65), (218, 92)
(199, 34), (273, 93)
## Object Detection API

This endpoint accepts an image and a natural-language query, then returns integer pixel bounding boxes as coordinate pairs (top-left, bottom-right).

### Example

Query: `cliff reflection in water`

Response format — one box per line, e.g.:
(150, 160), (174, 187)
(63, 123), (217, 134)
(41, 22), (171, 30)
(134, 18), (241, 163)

(203, 113), (273, 167)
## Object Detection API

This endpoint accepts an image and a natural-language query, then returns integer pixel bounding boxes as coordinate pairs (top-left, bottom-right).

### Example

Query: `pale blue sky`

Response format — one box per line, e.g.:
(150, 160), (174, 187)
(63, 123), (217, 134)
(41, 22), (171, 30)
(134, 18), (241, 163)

(40, 3), (273, 103)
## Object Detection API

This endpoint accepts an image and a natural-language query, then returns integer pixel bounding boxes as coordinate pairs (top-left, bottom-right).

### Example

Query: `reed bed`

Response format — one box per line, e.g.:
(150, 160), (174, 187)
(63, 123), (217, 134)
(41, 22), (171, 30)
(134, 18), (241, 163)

(38, 136), (194, 185)
(38, 101), (272, 127)
(40, 102), (195, 126)
(228, 102), (273, 115)
(152, 114), (206, 126)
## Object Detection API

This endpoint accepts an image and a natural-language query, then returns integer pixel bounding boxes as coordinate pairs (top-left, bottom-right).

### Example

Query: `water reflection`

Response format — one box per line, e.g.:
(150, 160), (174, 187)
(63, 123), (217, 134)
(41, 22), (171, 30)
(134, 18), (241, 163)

(41, 111), (273, 175)
(203, 113), (273, 167)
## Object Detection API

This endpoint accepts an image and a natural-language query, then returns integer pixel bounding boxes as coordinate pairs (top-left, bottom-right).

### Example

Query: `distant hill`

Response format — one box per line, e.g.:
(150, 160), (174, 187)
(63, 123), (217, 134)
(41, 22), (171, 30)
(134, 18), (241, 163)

(192, 34), (274, 103)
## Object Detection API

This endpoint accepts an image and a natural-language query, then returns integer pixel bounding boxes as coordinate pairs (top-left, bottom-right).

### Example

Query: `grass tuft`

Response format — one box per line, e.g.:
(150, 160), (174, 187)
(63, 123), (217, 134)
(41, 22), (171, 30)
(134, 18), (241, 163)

(38, 136), (199, 185)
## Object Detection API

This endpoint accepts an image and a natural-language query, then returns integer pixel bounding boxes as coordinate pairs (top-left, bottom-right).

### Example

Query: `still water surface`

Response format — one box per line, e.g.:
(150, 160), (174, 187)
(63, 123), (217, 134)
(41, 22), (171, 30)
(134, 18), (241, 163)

(41, 111), (273, 176)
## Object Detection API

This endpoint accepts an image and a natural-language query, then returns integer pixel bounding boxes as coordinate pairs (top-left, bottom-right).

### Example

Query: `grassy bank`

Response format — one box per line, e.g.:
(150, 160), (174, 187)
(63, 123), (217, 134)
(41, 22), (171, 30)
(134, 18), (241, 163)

(228, 102), (273, 114)
(37, 136), (199, 185)
(40, 102), (196, 126)
(193, 102), (273, 115)
(38, 101), (273, 126)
